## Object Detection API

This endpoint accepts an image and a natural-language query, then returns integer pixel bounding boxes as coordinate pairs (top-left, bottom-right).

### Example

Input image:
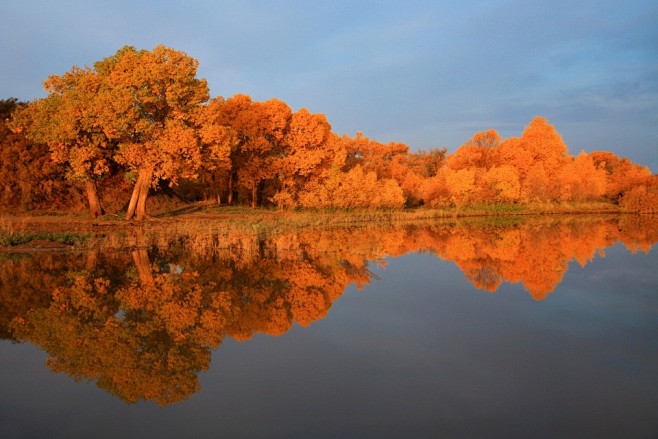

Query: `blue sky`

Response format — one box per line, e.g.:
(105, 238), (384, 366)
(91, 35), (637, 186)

(2, 0), (656, 170)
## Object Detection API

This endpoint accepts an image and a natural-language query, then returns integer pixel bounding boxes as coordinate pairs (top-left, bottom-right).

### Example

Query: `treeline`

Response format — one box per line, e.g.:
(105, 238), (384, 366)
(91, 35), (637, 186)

(2, 45), (656, 219)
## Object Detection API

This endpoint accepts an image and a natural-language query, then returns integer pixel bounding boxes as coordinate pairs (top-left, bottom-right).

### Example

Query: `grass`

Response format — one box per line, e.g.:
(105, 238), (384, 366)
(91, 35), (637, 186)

(152, 201), (627, 238)
(0, 231), (93, 247)
(0, 201), (648, 257)
(0, 200), (637, 249)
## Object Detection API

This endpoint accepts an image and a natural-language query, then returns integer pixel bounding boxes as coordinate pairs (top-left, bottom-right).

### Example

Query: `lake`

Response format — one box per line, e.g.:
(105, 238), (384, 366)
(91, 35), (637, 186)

(1, 215), (657, 438)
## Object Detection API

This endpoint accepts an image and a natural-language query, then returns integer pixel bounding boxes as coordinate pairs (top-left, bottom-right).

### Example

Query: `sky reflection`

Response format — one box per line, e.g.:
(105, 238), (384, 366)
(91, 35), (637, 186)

(0, 218), (657, 438)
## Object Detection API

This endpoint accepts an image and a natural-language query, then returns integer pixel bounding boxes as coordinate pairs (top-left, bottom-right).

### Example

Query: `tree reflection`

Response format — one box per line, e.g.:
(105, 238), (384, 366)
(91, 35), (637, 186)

(4, 215), (658, 405)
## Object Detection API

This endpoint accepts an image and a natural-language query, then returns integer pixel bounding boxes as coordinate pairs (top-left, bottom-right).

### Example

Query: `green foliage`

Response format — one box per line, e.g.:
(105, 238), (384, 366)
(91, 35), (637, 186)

(0, 231), (91, 247)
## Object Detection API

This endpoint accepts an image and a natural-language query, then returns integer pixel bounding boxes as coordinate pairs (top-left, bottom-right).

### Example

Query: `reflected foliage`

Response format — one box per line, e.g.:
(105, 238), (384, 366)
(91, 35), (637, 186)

(3, 216), (658, 405)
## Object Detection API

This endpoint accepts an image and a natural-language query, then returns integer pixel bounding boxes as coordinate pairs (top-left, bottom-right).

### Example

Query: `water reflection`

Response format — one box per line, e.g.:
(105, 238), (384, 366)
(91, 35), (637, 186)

(2, 215), (657, 406)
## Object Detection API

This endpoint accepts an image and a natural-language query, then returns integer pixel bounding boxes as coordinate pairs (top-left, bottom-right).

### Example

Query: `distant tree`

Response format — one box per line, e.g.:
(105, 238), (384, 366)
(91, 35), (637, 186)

(211, 94), (292, 207)
(196, 97), (238, 204)
(0, 98), (20, 118)
(557, 151), (607, 201)
(481, 165), (521, 202)
(619, 176), (658, 213)
(272, 108), (340, 208)
(342, 132), (409, 179)
(449, 129), (502, 171)
(498, 117), (570, 201)
(1, 98), (80, 211)
(590, 151), (652, 201)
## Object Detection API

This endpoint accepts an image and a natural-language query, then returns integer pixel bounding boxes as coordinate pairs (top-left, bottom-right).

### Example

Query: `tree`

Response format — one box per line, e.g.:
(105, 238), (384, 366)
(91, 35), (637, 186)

(482, 165), (521, 202)
(557, 151), (607, 201)
(498, 117), (570, 201)
(213, 95), (292, 207)
(9, 69), (112, 218)
(448, 129), (502, 171)
(95, 45), (210, 220)
(196, 97), (237, 204)
(590, 151), (652, 201)
(9, 45), (209, 220)
(0, 99), (80, 211)
(272, 108), (339, 208)
(342, 132), (409, 179)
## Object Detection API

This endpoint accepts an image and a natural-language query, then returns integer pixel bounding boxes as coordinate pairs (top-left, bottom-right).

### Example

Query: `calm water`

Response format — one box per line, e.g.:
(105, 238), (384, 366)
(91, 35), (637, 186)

(0, 216), (657, 438)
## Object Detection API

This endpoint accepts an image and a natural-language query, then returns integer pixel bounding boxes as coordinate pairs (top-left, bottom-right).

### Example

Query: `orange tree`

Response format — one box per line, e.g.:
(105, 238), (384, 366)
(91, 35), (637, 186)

(202, 94), (292, 207)
(95, 46), (210, 220)
(11, 45), (210, 220)
(272, 108), (339, 208)
(9, 69), (112, 217)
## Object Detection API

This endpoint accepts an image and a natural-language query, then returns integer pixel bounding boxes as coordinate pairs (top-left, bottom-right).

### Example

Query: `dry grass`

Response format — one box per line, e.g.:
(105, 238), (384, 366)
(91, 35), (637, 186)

(0, 201), (639, 252)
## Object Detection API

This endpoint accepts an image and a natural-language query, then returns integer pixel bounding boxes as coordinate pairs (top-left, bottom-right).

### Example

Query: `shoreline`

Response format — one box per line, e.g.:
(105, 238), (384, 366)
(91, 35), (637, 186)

(0, 202), (649, 246)
(0, 207), (655, 254)
(0, 201), (643, 228)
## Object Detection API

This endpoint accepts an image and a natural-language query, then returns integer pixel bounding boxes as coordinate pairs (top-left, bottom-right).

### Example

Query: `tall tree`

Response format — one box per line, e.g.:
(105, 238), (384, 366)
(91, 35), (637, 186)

(95, 45), (210, 220)
(498, 117), (570, 201)
(10, 45), (209, 220)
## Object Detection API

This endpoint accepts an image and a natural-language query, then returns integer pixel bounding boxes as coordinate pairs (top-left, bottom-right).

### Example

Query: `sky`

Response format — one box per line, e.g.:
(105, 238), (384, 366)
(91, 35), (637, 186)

(2, 0), (657, 170)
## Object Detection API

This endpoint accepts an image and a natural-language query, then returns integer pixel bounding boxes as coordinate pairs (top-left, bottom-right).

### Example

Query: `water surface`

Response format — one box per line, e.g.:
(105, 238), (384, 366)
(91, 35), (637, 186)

(1, 216), (657, 438)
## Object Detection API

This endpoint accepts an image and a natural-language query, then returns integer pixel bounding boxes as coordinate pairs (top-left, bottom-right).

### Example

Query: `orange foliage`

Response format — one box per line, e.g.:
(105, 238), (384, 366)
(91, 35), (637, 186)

(298, 164), (405, 208)
(5, 44), (656, 214)
(590, 151), (653, 204)
(0, 99), (84, 212)
(557, 152), (607, 201)
(481, 166), (522, 202)
(619, 175), (658, 213)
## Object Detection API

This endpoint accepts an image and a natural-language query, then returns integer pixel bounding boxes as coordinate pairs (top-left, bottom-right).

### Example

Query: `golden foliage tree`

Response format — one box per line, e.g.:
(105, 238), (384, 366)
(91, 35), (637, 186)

(9, 69), (112, 217)
(4, 43), (657, 214)
(272, 108), (338, 208)
(96, 45), (210, 220)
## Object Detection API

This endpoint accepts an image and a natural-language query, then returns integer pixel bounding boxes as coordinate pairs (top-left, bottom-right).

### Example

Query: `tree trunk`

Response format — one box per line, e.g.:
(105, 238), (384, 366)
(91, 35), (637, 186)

(85, 180), (103, 219)
(125, 173), (143, 220)
(125, 169), (152, 221)
(251, 182), (257, 209)
(85, 249), (99, 271)
(276, 181), (287, 210)
(135, 171), (152, 221)
(132, 229), (154, 285)
(131, 248), (154, 286)
(227, 174), (233, 205)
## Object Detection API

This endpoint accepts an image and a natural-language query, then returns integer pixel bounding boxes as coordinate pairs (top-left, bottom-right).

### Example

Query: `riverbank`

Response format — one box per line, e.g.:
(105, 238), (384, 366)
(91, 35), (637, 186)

(0, 201), (643, 250)
(0, 201), (636, 230)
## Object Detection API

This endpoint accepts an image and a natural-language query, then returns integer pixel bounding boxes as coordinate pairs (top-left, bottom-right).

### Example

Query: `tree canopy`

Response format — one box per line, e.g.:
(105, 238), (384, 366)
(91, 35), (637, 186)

(3, 46), (657, 217)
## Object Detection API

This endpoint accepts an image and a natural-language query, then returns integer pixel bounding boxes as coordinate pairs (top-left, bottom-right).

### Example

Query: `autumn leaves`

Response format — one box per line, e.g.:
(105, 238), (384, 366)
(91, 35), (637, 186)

(419, 117), (656, 208)
(10, 46), (208, 220)
(6, 45), (658, 219)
